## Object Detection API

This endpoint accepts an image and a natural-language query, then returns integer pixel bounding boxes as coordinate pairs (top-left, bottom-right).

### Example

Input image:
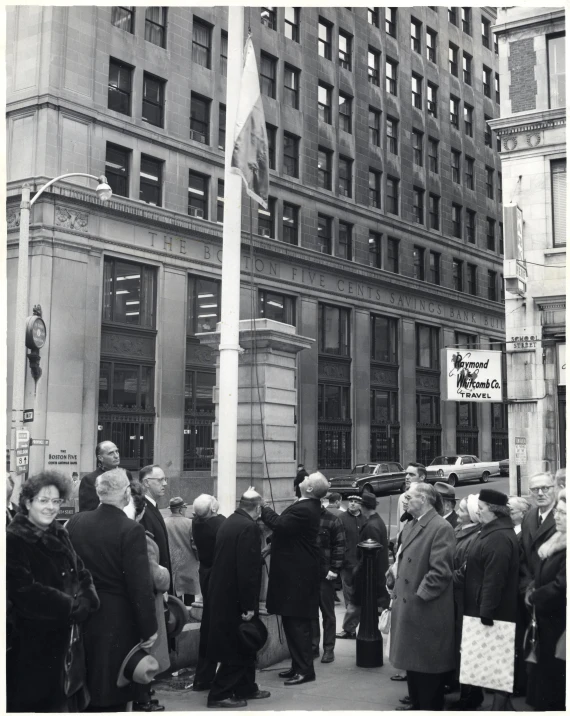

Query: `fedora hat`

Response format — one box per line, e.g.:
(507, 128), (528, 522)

(166, 595), (189, 638)
(360, 492), (378, 509)
(434, 482), (457, 501)
(117, 644), (160, 688)
(237, 616), (268, 656)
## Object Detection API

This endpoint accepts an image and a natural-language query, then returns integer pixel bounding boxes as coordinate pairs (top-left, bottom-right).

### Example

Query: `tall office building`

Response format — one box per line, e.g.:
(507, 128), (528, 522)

(7, 7), (506, 495)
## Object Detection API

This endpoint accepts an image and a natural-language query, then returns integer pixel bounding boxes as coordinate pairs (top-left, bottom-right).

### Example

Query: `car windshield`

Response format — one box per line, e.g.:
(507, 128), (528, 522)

(432, 456), (459, 466)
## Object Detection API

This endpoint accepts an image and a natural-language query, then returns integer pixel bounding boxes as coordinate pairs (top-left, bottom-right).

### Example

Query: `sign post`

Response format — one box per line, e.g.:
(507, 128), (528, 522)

(515, 437), (527, 496)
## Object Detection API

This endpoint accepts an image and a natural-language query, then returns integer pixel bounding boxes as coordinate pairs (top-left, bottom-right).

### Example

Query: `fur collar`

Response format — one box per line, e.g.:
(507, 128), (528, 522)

(538, 531), (567, 560)
(8, 512), (77, 563)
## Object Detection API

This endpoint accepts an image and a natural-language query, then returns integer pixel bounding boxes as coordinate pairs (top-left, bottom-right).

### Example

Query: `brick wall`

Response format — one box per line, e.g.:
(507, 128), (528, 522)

(508, 38), (537, 112)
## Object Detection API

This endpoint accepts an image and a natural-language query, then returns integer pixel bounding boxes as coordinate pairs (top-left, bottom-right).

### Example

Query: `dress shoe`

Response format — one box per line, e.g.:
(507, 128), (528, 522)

(192, 682), (213, 692)
(335, 630), (356, 639)
(133, 703), (165, 712)
(207, 697), (248, 708)
(321, 650), (335, 663)
(242, 690), (270, 700)
(391, 673), (408, 682)
(399, 696), (412, 705)
(395, 705), (416, 711)
(278, 668), (297, 679)
(284, 673), (316, 686)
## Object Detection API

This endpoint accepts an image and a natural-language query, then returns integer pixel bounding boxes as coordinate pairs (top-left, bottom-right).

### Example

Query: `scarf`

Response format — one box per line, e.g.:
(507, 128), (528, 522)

(538, 530), (567, 560)
(466, 493), (481, 524)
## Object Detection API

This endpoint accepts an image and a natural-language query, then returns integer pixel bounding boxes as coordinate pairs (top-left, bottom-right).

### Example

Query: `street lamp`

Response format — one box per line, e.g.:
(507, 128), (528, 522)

(10, 174), (112, 484)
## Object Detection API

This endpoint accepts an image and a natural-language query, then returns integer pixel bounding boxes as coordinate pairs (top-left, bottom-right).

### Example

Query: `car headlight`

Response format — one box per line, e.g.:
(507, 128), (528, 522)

(351, 481), (357, 487)
(437, 469), (444, 477)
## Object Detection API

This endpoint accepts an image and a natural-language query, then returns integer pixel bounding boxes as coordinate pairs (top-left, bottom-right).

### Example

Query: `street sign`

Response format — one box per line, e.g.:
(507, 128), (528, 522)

(30, 438), (50, 446)
(23, 409), (34, 423)
(16, 429), (30, 446)
(16, 448), (29, 456)
(515, 437), (527, 466)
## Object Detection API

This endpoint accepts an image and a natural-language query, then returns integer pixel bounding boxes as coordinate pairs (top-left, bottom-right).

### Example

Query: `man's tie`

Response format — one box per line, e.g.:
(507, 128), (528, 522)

(538, 513), (543, 526)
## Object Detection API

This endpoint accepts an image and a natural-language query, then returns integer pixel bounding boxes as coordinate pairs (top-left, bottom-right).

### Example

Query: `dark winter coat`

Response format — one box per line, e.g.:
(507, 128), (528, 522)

(446, 510), (459, 528)
(140, 497), (174, 593)
(293, 468), (309, 498)
(203, 509), (263, 664)
(7, 513), (100, 712)
(451, 523), (481, 677)
(338, 509), (366, 570)
(262, 498), (321, 618)
(463, 515), (519, 623)
(67, 504), (157, 707)
(519, 506), (556, 593)
(78, 467), (132, 511)
(353, 512), (390, 609)
(316, 507), (346, 578)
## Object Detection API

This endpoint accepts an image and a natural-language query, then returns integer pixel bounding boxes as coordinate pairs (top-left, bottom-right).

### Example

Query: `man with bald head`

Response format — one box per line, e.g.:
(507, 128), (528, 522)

(260, 472), (329, 686)
(78, 441), (132, 511)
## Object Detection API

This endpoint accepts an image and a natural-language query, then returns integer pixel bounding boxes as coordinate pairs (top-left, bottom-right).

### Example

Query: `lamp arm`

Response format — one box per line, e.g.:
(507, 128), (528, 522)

(30, 173), (104, 206)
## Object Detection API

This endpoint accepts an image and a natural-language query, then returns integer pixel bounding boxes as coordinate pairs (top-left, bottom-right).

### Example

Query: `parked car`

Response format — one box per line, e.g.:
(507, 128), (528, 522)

(328, 462), (406, 497)
(425, 455), (501, 487)
(499, 458), (510, 477)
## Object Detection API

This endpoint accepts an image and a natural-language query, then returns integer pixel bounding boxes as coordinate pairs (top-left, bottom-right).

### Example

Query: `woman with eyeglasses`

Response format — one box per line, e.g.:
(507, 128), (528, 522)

(525, 489), (566, 711)
(7, 471), (100, 712)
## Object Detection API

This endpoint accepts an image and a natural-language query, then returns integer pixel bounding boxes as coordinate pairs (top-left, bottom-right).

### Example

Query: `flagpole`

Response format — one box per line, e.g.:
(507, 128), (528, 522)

(217, 6), (244, 516)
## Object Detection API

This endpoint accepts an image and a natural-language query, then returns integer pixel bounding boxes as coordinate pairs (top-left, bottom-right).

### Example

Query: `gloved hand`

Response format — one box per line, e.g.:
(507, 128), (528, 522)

(71, 596), (91, 623)
(480, 617), (494, 627)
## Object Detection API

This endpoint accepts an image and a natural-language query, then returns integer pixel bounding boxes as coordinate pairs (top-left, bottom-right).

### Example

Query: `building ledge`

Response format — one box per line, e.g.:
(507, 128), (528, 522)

(493, 9), (565, 37)
(489, 108), (566, 135)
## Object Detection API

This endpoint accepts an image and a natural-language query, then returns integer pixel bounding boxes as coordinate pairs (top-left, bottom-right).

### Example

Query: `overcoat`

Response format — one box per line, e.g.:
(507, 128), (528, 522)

(192, 513), (226, 596)
(204, 509), (262, 663)
(463, 515), (519, 623)
(389, 508), (456, 673)
(338, 509), (366, 570)
(353, 512), (390, 609)
(262, 498), (321, 618)
(519, 506), (556, 592)
(146, 533), (171, 673)
(451, 523), (481, 675)
(7, 513), (100, 712)
(67, 504), (157, 707)
(164, 512), (200, 594)
(78, 467), (132, 511)
(141, 497), (174, 593)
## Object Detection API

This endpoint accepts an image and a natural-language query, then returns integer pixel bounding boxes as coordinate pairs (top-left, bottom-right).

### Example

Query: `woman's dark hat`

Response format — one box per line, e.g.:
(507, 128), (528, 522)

(166, 595), (189, 638)
(478, 488), (508, 507)
(237, 616), (268, 655)
(117, 644), (159, 688)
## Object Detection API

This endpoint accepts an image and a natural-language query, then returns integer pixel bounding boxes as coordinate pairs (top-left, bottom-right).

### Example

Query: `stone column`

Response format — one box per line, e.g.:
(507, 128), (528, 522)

(353, 308), (371, 464)
(441, 328), (457, 455)
(478, 335), (493, 461)
(297, 297), (319, 471)
(401, 319), (417, 464)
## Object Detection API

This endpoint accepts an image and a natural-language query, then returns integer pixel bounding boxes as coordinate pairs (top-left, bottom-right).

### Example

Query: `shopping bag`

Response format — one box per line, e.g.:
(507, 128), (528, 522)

(523, 607), (538, 664)
(379, 607), (391, 635)
(459, 616), (515, 693)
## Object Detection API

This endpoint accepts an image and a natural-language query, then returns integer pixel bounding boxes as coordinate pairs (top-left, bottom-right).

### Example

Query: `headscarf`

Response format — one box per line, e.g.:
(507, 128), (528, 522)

(466, 493), (481, 524)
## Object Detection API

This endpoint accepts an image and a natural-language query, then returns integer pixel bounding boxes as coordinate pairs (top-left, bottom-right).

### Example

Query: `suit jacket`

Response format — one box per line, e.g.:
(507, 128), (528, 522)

(78, 467), (132, 512)
(519, 506), (556, 593)
(446, 510), (459, 528)
(140, 497), (173, 594)
(262, 498), (321, 618)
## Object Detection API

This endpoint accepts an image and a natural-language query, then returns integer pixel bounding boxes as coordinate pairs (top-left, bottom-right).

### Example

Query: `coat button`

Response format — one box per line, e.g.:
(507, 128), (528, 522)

(405, 579), (409, 584)
(403, 598), (407, 603)
(408, 558), (412, 563)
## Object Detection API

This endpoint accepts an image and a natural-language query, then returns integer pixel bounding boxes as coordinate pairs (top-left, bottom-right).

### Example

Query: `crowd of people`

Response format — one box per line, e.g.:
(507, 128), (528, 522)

(5, 438), (566, 712)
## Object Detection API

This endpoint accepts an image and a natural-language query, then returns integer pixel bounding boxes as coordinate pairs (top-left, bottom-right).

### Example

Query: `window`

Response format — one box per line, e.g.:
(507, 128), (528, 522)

(338, 222), (353, 260)
(259, 290), (296, 324)
(412, 74), (422, 109)
(339, 93), (352, 133)
(318, 83), (332, 124)
(318, 382), (352, 470)
(483, 65), (491, 97)
(192, 18), (211, 69)
(105, 143), (129, 198)
(258, 197), (275, 238)
(190, 94), (210, 144)
(488, 270), (497, 301)
(486, 166), (494, 199)
(317, 214), (332, 254)
(386, 177), (399, 215)
(426, 28), (437, 62)
(216, 180), (224, 223)
(465, 156), (474, 189)
(552, 160), (567, 246)
(339, 31), (352, 70)
(484, 115), (492, 147)
(456, 404), (478, 454)
(387, 117), (398, 155)
(108, 58), (132, 116)
(449, 43), (458, 76)
(319, 305), (350, 356)
(467, 264), (477, 295)
(427, 82), (438, 117)
(187, 275), (221, 334)
(499, 222), (504, 254)
(386, 58), (398, 95)
(99, 361), (155, 409)
(451, 150), (461, 183)
(369, 107), (381, 146)
(368, 7), (379, 27)
(462, 7), (471, 35)
(111, 7), (134, 32)
(139, 155), (162, 206)
(452, 203), (462, 238)
(482, 17), (491, 48)
(317, 148), (332, 190)
(428, 137), (439, 173)
(318, 18), (332, 59)
(368, 48), (380, 85)
(411, 18), (421, 53)
(387, 237), (399, 273)
(369, 231), (381, 268)
(371, 315), (398, 363)
(284, 7), (299, 42)
(283, 65), (300, 109)
(413, 188), (424, 225)
(463, 52), (472, 85)
(464, 103), (473, 137)
(221, 31), (228, 77)
(188, 171), (208, 219)
(495, 73), (501, 103)
(283, 132), (299, 178)
(448, 7), (457, 26)
(282, 203), (299, 245)
(429, 252), (441, 285)
(260, 6), (276, 29)
(548, 34), (566, 108)
(145, 7), (166, 48)
(466, 209), (476, 243)
(182, 370), (216, 470)
(218, 104), (226, 150)
(486, 217), (496, 250)
(450, 96), (459, 128)
(497, 172), (503, 203)
(429, 193), (440, 230)
(385, 8), (397, 37)
(412, 130), (423, 166)
(453, 259), (463, 291)
(338, 156), (353, 197)
(142, 73), (165, 128)
(416, 324), (440, 368)
(413, 245), (425, 279)
(266, 124), (276, 170)
(260, 53), (276, 98)
(369, 169), (381, 208)
(417, 393), (441, 425)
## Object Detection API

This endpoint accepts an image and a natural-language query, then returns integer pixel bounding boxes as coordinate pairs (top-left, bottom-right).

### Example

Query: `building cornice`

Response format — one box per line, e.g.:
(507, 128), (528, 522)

(488, 107), (566, 136)
(493, 9), (565, 37)
(535, 295), (566, 311)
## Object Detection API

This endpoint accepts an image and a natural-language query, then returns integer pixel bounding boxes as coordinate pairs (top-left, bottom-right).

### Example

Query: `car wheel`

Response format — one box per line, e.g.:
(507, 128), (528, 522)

(448, 474), (458, 487)
(362, 484), (374, 497)
(480, 471), (490, 484)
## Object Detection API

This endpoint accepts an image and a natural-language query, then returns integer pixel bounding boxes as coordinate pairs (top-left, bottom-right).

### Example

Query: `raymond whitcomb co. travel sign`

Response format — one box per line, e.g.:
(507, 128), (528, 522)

(441, 349), (503, 402)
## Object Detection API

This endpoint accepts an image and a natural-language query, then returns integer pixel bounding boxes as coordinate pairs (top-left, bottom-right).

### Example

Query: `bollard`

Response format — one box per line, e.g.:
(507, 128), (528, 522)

(356, 538), (383, 668)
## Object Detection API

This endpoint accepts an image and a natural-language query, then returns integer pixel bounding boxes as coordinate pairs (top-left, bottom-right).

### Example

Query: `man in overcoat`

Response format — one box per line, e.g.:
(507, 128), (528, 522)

(78, 441), (132, 512)
(519, 472), (557, 594)
(261, 472), (328, 685)
(390, 482), (456, 711)
(165, 497), (200, 604)
(204, 491), (270, 708)
(67, 469), (158, 711)
(139, 464), (173, 594)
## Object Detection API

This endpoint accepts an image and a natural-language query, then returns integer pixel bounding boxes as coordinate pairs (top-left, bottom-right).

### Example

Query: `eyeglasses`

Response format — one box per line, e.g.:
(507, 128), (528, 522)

(35, 497), (64, 506)
(529, 486), (554, 495)
(554, 508), (567, 517)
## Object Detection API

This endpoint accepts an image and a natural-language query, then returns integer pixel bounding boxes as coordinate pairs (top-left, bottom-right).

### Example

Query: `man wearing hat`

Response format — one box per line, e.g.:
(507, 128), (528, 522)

(293, 464), (309, 498)
(462, 488), (519, 711)
(165, 497), (200, 606)
(336, 495), (366, 639)
(434, 482), (459, 528)
(353, 493), (390, 611)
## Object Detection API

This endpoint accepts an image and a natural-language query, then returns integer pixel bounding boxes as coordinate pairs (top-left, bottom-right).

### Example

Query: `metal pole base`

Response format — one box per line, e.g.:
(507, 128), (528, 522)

(356, 635), (383, 668)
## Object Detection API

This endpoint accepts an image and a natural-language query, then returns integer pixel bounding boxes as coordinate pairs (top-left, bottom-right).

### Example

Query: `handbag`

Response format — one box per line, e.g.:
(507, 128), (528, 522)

(63, 622), (86, 697)
(523, 606), (539, 664)
(379, 605), (392, 635)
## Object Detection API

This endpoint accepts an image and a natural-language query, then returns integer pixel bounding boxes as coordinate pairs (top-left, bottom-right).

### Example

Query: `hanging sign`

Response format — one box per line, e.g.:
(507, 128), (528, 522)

(441, 349), (503, 402)
(558, 344), (566, 386)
